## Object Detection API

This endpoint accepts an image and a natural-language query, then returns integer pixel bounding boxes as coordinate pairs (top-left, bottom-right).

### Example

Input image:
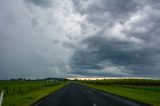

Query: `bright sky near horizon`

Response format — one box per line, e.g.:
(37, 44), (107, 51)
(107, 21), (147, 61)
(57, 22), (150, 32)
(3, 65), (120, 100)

(1, 0), (160, 79)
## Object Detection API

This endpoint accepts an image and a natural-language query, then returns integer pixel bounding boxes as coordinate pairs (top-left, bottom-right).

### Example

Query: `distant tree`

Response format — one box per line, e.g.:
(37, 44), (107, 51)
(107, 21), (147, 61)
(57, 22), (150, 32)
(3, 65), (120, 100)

(74, 77), (77, 81)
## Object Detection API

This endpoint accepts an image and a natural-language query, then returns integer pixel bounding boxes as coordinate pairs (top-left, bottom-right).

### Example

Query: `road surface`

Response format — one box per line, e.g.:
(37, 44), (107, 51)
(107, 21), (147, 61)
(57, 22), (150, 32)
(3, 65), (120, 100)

(35, 82), (149, 106)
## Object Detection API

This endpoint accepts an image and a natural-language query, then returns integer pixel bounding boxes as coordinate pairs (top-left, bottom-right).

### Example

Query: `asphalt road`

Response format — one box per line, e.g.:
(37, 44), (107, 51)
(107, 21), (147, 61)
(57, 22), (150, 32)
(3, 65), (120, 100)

(35, 82), (149, 106)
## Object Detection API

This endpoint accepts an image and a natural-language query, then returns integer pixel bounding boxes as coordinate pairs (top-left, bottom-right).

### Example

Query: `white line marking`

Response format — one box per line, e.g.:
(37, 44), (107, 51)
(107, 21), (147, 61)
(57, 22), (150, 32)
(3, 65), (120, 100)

(93, 103), (96, 106)
(0, 91), (4, 106)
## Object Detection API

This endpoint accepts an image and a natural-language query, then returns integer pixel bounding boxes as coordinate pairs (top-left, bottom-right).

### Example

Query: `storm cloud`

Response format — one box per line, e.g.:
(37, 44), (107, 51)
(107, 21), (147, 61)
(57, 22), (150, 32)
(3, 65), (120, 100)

(25, 0), (52, 8)
(71, 34), (160, 77)
(0, 0), (160, 79)
(70, 0), (160, 77)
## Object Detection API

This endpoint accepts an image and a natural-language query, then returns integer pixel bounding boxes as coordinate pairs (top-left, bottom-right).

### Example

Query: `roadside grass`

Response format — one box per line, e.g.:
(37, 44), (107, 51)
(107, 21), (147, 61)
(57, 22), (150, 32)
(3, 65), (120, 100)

(120, 85), (160, 91)
(2, 83), (66, 106)
(85, 84), (160, 106)
(0, 80), (62, 95)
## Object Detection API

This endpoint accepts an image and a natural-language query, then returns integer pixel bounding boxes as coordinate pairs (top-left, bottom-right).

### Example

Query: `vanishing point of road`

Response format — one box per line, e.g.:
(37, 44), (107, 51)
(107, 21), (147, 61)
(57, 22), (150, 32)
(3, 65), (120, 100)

(35, 82), (149, 106)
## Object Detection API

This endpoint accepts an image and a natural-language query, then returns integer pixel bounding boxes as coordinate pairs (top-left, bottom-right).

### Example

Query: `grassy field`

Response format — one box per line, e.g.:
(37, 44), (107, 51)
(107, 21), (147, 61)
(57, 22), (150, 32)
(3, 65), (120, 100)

(0, 80), (66, 106)
(81, 79), (160, 106)
(0, 80), (63, 95)
(80, 79), (160, 86)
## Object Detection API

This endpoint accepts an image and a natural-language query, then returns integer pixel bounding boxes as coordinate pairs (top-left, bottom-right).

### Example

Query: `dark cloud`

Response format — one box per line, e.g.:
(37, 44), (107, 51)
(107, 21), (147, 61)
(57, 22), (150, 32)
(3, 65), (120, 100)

(70, 0), (160, 77)
(70, 34), (160, 77)
(52, 40), (60, 44)
(25, 0), (52, 8)
(72, 0), (141, 25)
(1, 0), (160, 79)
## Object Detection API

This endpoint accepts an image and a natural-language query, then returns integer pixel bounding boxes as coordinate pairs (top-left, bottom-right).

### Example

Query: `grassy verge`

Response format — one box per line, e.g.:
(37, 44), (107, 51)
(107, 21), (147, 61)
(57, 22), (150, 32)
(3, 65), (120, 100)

(84, 84), (160, 106)
(3, 83), (66, 106)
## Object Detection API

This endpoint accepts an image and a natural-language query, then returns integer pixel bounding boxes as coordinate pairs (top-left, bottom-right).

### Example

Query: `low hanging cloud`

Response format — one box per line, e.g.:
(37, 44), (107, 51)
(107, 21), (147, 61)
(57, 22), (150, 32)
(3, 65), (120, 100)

(0, 0), (160, 79)
(69, 0), (160, 77)
(25, 0), (52, 8)
(70, 34), (160, 77)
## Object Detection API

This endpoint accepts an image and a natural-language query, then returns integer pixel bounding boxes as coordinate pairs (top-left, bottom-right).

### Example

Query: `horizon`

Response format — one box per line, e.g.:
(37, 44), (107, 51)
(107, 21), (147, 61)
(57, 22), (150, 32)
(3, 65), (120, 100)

(1, 76), (160, 81)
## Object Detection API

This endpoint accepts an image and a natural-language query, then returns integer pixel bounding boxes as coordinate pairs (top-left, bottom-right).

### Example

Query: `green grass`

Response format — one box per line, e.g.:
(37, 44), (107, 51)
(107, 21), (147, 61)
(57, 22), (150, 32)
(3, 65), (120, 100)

(2, 83), (65, 106)
(85, 84), (160, 106)
(80, 79), (160, 86)
(120, 85), (160, 92)
(0, 80), (67, 106)
(0, 80), (63, 95)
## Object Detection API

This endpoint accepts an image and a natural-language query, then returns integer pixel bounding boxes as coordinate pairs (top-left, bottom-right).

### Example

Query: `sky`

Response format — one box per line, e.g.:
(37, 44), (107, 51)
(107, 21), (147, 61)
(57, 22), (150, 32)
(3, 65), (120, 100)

(0, 0), (160, 79)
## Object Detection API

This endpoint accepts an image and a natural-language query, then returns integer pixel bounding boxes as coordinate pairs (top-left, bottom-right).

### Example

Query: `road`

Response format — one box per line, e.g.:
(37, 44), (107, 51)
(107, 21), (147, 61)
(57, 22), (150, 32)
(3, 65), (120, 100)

(35, 82), (149, 106)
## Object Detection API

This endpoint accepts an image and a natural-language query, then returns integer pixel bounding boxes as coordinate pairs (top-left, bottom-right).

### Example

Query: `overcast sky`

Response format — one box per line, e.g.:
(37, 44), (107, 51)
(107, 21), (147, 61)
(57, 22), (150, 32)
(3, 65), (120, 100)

(0, 0), (160, 79)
